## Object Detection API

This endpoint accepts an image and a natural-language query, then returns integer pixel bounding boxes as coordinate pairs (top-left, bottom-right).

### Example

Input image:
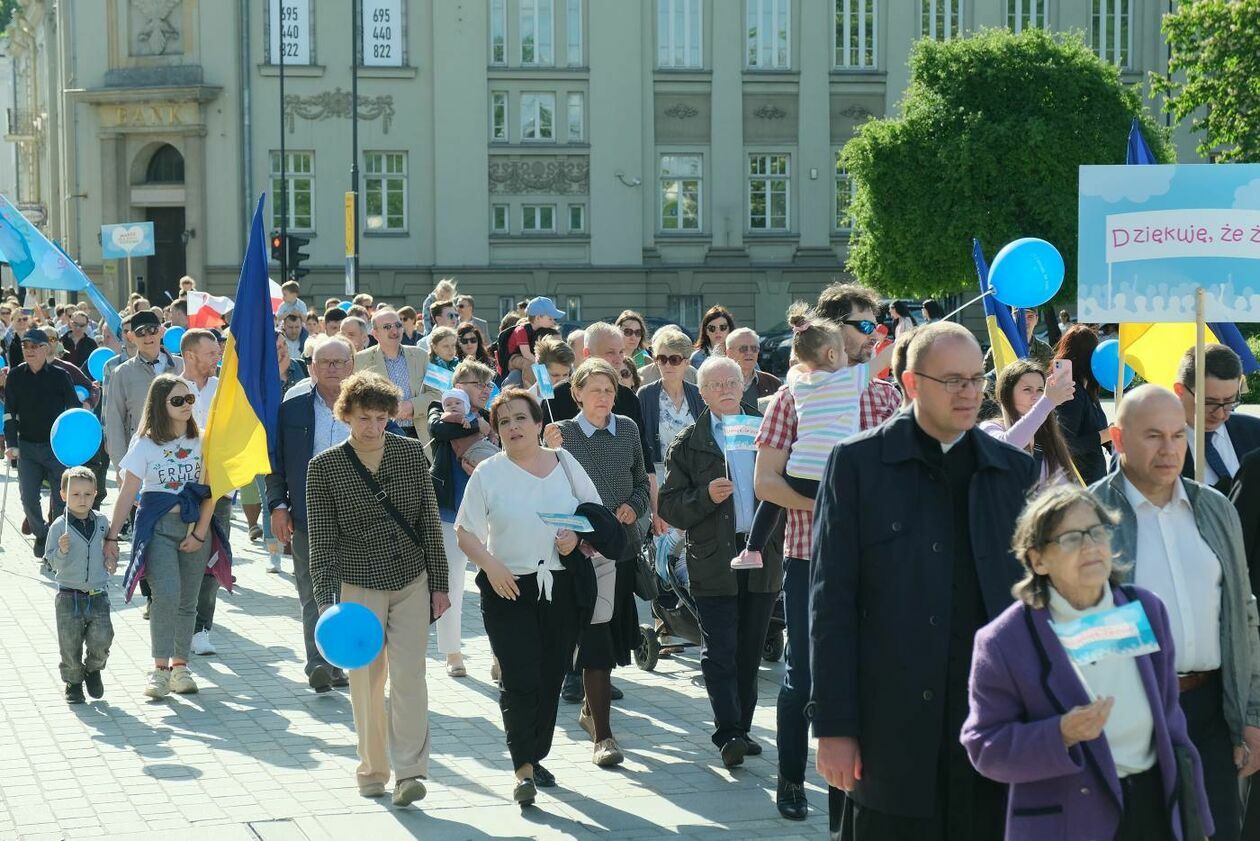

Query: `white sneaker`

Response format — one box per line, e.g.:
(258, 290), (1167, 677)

(168, 665), (199, 694)
(267, 556), (282, 574)
(144, 669), (170, 699)
(190, 630), (216, 656)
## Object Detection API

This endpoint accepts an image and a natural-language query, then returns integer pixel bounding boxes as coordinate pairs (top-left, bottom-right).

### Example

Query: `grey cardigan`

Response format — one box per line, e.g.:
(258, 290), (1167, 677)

(43, 512), (111, 592)
(1091, 471), (1260, 744)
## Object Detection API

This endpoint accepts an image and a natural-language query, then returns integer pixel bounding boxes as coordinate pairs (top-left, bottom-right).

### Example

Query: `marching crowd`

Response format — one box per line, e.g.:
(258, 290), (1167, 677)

(3, 274), (1260, 840)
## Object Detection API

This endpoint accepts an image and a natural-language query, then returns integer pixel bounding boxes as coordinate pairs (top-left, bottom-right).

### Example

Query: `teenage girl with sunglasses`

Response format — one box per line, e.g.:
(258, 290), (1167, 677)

(691, 305), (735, 368)
(456, 322), (493, 367)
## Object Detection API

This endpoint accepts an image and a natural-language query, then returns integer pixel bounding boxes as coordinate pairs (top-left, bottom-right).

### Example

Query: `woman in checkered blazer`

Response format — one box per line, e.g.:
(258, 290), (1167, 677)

(306, 371), (450, 808)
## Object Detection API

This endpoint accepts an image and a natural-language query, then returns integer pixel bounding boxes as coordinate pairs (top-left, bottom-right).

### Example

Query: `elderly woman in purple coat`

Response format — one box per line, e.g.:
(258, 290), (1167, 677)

(962, 485), (1211, 841)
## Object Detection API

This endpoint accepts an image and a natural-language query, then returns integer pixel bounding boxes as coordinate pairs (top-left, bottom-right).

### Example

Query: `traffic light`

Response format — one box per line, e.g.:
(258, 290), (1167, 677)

(287, 234), (311, 279)
(270, 230), (283, 262)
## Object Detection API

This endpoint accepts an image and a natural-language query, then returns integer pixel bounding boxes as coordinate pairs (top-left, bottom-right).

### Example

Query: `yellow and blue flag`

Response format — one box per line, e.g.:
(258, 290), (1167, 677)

(974, 239), (1028, 372)
(203, 195), (281, 500)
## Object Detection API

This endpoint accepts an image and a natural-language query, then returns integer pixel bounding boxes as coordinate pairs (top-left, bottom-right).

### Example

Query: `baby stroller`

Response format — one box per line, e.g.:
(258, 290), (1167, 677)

(633, 530), (785, 671)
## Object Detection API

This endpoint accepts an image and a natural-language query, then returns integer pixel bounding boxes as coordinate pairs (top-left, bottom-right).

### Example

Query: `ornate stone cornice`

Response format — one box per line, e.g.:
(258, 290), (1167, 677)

(753, 104), (788, 120)
(663, 103), (699, 120)
(283, 88), (396, 134)
(488, 156), (590, 195)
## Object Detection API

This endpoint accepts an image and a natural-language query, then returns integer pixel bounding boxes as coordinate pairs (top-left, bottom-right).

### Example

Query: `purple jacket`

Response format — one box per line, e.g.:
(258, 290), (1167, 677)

(961, 584), (1212, 841)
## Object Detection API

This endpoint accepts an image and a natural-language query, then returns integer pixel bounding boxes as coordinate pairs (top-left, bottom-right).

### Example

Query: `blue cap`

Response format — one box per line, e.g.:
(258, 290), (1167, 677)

(526, 296), (565, 320)
(21, 328), (49, 345)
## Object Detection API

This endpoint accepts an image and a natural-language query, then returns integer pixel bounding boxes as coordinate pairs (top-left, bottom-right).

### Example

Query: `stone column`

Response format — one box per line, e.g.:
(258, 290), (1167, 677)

(182, 129), (207, 281)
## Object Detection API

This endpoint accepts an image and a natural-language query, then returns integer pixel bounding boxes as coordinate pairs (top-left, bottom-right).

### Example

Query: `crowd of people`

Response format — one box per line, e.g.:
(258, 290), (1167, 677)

(4, 273), (1260, 839)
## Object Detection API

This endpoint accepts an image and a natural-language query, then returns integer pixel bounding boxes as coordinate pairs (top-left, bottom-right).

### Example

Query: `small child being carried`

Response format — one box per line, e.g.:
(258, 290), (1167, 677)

(731, 304), (891, 569)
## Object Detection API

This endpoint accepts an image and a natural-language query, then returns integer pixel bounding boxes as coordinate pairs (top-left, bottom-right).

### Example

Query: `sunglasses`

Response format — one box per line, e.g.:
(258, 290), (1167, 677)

(621, 327), (643, 338)
(654, 354), (685, 367)
(168, 394), (197, 407)
(134, 326), (160, 337)
(72, 321), (89, 328)
(840, 319), (878, 335)
(377, 321), (403, 331)
(731, 344), (758, 354)
(705, 322), (730, 334)
(459, 336), (480, 345)
(444, 312), (459, 320)
(20, 341), (46, 349)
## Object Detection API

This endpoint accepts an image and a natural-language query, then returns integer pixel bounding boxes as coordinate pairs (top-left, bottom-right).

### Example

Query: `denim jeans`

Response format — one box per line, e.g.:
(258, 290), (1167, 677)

(17, 441), (65, 541)
(55, 590), (114, 684)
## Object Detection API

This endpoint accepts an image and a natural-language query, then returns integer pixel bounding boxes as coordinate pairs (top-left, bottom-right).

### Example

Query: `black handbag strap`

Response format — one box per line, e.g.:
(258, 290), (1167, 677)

(341, 442), (426, 552)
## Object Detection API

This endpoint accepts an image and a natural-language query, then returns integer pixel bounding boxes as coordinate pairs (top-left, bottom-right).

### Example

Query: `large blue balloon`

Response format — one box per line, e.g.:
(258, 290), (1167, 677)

(1091, 339), (1136, 394)
(315, 602), (384, 670)
(51, 409), (102, 467)
(338, 300), (352, 312)
(86, 347), (117, 381)
(989, 238), (1065, 309)
(0, 355), (6, 368)
(163, 326), (186, 356)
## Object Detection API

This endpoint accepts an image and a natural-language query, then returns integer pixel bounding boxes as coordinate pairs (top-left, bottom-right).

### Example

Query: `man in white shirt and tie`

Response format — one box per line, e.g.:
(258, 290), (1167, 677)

(1173, 344), (1260, 495)
(1091, 385), (1260, 841)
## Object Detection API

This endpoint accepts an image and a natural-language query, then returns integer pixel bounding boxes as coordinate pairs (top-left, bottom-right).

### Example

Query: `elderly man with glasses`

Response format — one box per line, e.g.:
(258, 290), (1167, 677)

(725, 327), (781, 409)
(1171, 344), (1260, 496)
(61, 312), (99, 370)
(354, 309), (433, 444)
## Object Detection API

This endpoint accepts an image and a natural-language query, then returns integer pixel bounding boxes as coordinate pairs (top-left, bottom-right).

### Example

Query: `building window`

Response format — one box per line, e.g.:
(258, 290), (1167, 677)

(567, 93), (584, 142)
(657, 0), (702, 68)
(269, 0), (313, 65)
(566, 0), (582, 65)
(1008, 0), (1045, 32)
(1092, 0), (1131, 68)
(270, 150), (314, 231)
(521, 92), (556, 141)
(491, 91), (508, 141)
(834, 0), (876, 69)
(520, 0), (554, 66)
(565, 295), (582, 320)
(834, 153), (857, 231)
(921, 0), (963, 41)
(748, 153), (789, 231)
(568, 204), (586, 233)
(364, 152), (406, 232)
(491, 204), (509, 233)
(522, 204), (556, 233)
(668, 295), (703, 330)
(490, 0), (507, 64)
(659, 154), (702, 231)
(747, 0), (790, 69)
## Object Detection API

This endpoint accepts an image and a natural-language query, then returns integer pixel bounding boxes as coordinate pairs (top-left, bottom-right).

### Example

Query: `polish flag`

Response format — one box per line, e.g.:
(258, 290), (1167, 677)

(269, 278), (284, 313)
(187, 291), (234, 329)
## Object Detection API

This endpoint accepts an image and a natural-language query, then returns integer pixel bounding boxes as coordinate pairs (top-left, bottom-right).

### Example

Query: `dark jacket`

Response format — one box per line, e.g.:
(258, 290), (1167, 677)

(549, 380), (652, 467)
(637, 379), (703, 464)
(61, 332), (98, 370)
(962, 585), (1211, 841)
(742, 369), (781, 407)
(1055, 387), (1109, 483)
(427, 400), (490, 511)
(1183, 413), (1260, 494)
(659, 405), (783, 598)
(810, 410), (1038, 817)
(1232, 447), (1260, 604)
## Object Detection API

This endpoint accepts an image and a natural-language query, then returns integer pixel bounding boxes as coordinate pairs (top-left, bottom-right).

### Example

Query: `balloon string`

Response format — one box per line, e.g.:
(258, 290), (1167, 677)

(942, 289), (993, 321)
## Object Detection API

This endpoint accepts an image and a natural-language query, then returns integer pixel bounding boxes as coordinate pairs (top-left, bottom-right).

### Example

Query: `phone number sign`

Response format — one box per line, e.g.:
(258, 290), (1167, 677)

(362, 0), (403, 67)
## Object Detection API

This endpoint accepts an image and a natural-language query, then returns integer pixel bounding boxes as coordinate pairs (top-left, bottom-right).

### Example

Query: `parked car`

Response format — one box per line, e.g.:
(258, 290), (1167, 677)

(758, 322), (794, 378)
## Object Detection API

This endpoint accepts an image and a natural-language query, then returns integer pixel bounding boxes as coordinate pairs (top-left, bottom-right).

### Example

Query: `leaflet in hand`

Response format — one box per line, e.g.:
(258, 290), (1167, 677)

(1049, 600), (1160, 666)
(537, 512), (592, 532)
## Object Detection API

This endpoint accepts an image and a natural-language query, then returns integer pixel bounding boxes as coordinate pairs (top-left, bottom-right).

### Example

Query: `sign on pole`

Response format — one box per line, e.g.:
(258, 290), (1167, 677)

(101, 222), (155, 300)
(1077, 164), (1260, 323)
(344, 191), (355, 297)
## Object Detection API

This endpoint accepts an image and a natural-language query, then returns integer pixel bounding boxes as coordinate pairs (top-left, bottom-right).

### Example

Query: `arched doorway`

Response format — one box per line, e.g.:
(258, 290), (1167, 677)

(143, 144), (187, 304)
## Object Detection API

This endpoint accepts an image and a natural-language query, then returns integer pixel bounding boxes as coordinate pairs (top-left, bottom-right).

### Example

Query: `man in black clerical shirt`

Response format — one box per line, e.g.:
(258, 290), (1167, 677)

(811, 322), (1038, 841)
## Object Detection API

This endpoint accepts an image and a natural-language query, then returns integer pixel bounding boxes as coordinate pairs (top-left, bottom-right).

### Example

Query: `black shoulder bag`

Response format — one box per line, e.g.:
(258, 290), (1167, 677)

(341, 441), (438, 624)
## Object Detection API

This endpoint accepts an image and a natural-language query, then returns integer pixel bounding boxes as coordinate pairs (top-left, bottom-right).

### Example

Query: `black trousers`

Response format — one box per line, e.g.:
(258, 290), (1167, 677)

(1116, 767), (1175, 841)
(1182, 673), (1240, 841)
(478, 568), (581, 771)
(693, 569), (777, 747)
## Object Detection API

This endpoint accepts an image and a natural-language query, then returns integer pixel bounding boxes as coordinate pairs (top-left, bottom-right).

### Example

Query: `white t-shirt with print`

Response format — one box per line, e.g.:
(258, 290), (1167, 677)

(119, 435), (203, 495)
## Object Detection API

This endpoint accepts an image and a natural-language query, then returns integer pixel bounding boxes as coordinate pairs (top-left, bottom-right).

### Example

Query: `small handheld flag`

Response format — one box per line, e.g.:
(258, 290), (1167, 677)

(532, 363), (555, 399)
(423, 364), (454, 392)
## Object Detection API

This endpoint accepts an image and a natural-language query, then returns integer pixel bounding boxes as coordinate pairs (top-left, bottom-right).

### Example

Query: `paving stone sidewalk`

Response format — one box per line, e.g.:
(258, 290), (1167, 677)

(0, 483), (825, 840)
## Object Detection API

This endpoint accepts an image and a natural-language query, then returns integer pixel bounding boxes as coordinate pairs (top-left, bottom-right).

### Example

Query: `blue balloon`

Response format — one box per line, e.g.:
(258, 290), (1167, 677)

(315, 602), (384, 671)
(163, 326), (186, 355)
(1091, 339), (1136, 394)
(86, 347), (117, 381)
(989, 238), (1065, 309)
(74, 385), (90, 403)
(338, 301), (352, 312)
(0, 355), (6, 368)
(50, 408), (102, 467)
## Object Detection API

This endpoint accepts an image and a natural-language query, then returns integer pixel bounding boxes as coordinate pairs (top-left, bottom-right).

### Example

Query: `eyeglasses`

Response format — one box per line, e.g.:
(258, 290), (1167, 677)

(1183, 386), (1241, 415)
(655, 354), (685, 367)
(376, 322), (403, 331)
(840, 319), (878, 335)
(133, 326), (159, 338)
(456, 379), (491, 389)
(622, 327), (643, 338)
(913, 371), (987, 394)
(20, 341), (46, 349)
(1042, 523), (1114, 553)
(168, 394), (197, 407)
(72, 321), (88, 329)
(702, 378), (743, 392)
(315, 358), (351, 369)
(705, 322), (730, 334)
(444, 312), (459, 321)
(459, 336), (480, 345)
(731, 344), (758, 354)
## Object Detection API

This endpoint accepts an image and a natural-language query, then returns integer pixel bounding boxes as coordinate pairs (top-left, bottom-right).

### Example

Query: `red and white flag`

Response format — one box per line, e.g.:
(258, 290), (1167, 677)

(187, 291), (234, 328)
(269, 278), (284, 313)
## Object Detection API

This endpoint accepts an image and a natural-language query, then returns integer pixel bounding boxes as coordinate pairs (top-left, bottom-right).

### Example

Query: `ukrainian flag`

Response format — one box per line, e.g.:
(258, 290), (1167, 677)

(203, 195), (281, 500)
(974, 239), (1028, 372)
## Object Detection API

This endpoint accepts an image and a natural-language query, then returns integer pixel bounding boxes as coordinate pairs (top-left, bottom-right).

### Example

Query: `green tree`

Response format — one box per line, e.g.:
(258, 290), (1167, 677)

(1153, 0), (1260, 163)
(842, 28), (1172, 300)
(0, 0), (14, 33)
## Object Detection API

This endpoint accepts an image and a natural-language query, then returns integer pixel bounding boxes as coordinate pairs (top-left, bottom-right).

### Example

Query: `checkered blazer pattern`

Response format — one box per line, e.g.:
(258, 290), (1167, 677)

(306, 432), (449, 607)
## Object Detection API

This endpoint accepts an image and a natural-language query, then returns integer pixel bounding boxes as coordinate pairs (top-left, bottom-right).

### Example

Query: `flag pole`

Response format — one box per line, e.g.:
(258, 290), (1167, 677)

(1115, 325), (1126, 409)
(1194, 288), (1207, 484)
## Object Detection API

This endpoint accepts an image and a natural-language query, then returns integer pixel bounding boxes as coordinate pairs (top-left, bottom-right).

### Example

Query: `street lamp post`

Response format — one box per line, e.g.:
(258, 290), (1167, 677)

(278, 2), (288, 285)
(347, 0), (361, 297)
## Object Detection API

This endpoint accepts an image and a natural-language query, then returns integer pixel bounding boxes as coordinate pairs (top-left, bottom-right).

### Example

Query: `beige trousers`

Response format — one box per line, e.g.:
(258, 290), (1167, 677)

(341, 571), (432, 786)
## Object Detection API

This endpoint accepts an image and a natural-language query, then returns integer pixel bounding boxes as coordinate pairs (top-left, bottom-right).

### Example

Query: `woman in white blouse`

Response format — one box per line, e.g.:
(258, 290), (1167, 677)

(456, 387), (602, 807)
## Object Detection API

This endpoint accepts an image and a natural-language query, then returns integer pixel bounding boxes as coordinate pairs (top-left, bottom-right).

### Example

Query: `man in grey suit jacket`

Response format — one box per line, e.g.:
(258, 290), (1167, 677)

(355, 309), (436, 446)
(103, 311), (184, 471)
